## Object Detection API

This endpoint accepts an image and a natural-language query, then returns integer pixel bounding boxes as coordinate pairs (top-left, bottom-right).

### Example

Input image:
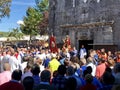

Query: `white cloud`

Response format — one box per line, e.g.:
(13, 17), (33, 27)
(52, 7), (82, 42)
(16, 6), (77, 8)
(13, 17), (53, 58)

(17, 20), (24, 25)
(12, 1), (35, 6)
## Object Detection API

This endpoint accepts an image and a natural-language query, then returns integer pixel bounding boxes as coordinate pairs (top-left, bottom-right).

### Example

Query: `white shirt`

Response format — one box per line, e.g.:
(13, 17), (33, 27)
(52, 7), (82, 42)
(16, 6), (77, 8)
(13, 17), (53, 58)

(87, 62), (96, 76)
(20, 62), (27, 73)
(9, 56), (19, 72)
(80, 48), (87, 58)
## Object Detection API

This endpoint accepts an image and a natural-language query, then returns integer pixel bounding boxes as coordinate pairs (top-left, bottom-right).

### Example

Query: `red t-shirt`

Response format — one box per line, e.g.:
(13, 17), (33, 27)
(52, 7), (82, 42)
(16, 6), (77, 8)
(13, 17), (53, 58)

(80, 83), (97, 90)
(96, 63), (106, 80)
(0, 81), (24, 90)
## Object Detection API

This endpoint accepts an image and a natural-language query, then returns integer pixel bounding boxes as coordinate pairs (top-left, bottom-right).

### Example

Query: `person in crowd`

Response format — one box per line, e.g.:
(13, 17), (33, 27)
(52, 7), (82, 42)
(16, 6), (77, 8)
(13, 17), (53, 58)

(2, 43), (120, 90)
(113, 51), (118, 60)
(21, 61), (33, 81)
(96, 58), (107, 80)
(80, 58), (87, 75)
(79, 45), (87, 59)
(113, 62), (120, 84)
(64, 48), (71, 60)
(43, 55), (51, 68)
(48, 53), (60, 73)
(80, 74), (97, 90)
(116, 51), (120, 63)
(57, 48), (63, 60)
(45, 49), (51, 59)
(31, 64), (40, 87)
(0, 69), (24, 90)
(107, 51), (113, 60)
(89, 49), (98, 65)
(1, 51), (6, 60)
(0, 63), (11, 85)
(69, 46), (78, 57)
(14, 50), (22, 65)
(34, 56), (44, 72)
(35, 48), (40, 55)
(86, 57), (96, 77)
(40, 49), (46, 61)
(64, 57), (71, 67)
(107, 58), (115, 76)
(70, 56), (81, 77)
(97, 70), (115, 90)
(66, 66), (83, 90)
(1, 50), (11, 72)
(65, 77), (77, 90)
(34, 70), (56, 90)
(70, 56), (80, 66)
(52, 65), (67, 90)
(19, 48), (25, 59)
(100, 48), (107, 61)
(20, 56), (31, 73)
(82, 66), (102, 89)
(9, 50), (19, 72)
(23, 76), (34, 90)
(0, 51), (6, 72)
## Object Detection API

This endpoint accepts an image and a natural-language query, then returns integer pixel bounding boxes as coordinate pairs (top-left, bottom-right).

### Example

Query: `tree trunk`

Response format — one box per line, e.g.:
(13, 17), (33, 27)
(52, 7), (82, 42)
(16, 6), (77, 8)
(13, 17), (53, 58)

(29, 35), (32, 47)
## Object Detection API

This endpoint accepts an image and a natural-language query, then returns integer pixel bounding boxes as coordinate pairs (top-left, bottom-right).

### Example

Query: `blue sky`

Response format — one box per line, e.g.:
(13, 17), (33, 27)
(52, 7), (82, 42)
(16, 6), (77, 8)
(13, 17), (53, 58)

(0, 0), (36, 32)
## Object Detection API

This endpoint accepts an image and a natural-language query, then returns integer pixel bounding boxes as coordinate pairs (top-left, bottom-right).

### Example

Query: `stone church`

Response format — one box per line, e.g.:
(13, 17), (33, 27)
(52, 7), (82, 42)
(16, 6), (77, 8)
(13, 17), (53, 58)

(49, 0), (120, 51)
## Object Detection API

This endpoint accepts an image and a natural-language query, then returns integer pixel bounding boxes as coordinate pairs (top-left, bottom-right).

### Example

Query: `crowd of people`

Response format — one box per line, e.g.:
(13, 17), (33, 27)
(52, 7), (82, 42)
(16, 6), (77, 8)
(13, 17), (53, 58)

(0, 41), (120, 90)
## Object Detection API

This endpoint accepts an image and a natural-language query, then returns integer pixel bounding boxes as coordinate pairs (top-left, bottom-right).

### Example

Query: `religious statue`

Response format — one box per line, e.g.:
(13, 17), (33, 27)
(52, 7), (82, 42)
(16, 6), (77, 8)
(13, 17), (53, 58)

(63, 35), (71, 48)
(49, 34), (58, 53)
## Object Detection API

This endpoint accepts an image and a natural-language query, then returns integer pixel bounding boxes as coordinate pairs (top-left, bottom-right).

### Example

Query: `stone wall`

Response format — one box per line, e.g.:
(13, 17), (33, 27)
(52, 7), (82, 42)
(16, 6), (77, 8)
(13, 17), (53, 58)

(49, 0), (120, 49)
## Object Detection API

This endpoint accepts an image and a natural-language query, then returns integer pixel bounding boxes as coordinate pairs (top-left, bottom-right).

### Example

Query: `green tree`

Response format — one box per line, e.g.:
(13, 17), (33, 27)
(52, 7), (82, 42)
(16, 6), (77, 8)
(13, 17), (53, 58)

(35, 0), (48, 12)
(20, 7), (42, 44)
(8, 28), (24, 40)
(35, 0), (49, 35)
(0, 32), (9, 37)
(0, 0), (11, 20)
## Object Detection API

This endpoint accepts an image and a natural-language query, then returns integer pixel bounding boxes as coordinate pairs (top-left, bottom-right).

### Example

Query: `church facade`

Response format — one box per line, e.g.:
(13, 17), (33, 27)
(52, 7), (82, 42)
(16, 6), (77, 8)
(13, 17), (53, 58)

(49, 0), (120, 51)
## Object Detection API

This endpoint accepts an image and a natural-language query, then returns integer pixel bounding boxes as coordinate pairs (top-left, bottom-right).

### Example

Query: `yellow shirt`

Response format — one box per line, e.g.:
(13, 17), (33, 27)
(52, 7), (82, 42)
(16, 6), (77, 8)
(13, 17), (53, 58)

(48, 58), (60, 73)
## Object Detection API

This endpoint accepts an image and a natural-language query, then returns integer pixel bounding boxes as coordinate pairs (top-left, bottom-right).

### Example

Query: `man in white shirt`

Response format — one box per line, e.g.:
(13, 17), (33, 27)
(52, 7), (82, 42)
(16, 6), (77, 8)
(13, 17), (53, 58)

(9, 51), (19, 72)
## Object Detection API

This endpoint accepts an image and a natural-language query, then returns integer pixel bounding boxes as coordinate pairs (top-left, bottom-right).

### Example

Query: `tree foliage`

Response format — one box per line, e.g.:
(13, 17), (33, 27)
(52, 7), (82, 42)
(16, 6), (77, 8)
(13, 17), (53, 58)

(20, 7), (42, 36)
(0, 32), (9, 37)
(20, 7), (43, 45)
(35, 0), (49, 13)
(8, 28), (24, 40)
(20, 0), (49, 38)
(0, 0), (11, 20)
(35, 0), (49, 35)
